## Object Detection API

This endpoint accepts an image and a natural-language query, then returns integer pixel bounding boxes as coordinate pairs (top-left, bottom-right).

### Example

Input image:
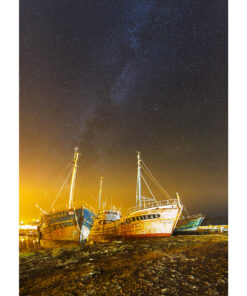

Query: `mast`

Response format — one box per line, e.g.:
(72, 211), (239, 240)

(176, 192), (180, 204)
(136, 152), (142, 208)
(98, 176), (103, 212)
(68, 147), (79, 209)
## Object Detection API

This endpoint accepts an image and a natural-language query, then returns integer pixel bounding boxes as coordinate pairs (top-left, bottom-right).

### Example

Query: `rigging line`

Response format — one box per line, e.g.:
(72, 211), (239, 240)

(140, 159), (174, 201)
(140, 159), (172, 199)
(141, 174), (159, 207)
(89, 194), (98, 202)
(54, 160), (74, 183)
(141, 165), (173, 201)
(48, 167), (73, 212)
(182, 204), (190, 216)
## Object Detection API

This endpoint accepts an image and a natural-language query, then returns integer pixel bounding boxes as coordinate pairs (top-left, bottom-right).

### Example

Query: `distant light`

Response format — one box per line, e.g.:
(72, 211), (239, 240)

(19, 225), (37, 230)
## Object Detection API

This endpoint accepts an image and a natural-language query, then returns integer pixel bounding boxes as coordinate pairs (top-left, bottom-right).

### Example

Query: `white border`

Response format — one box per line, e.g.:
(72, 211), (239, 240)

(2, 0), (245, 294)
(229, 0), (247, 295)
(0, 1), (19, 295)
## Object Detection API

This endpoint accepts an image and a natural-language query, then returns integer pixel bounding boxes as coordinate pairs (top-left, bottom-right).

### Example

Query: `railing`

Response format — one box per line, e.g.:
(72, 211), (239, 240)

(127, 199), (180, 214)
(180, 213), (204, 220)
(45, 200), (95, 215)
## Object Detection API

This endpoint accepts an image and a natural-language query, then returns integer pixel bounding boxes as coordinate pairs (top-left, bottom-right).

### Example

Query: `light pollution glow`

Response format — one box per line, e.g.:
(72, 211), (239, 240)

(19, 149), (227, 220)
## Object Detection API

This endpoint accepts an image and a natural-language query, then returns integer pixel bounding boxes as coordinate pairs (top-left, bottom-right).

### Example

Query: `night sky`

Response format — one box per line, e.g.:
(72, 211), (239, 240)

(20, 0), (227, 219)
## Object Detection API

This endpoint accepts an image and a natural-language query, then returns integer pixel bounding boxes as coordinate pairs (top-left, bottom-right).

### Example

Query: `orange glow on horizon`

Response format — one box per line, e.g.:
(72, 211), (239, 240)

(19, 149), (227, 220)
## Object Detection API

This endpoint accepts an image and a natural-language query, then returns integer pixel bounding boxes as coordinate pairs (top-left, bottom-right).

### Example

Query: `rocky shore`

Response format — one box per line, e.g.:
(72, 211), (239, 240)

(19, 234), (228, 296)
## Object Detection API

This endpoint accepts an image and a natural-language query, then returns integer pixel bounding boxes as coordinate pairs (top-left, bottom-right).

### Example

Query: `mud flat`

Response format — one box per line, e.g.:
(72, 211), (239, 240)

(19, 234), (228, 296)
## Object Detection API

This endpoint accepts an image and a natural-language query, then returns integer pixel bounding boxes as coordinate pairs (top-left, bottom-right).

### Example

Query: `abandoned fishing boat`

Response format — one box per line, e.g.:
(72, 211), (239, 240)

(172, 197), (205, 233)
(89, 152), (183, 243)
(174, 213), (205, 234)
(38, 147), (95, 243)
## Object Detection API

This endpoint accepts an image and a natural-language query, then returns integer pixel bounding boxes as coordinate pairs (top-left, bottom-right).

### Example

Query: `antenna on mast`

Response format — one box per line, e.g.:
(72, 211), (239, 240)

(68, 147), (79, 209)
(98, 176), (103, 212)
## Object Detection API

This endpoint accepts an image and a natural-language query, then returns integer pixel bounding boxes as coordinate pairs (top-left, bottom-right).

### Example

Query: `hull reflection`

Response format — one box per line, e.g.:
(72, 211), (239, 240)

(19, 236), (40, 252)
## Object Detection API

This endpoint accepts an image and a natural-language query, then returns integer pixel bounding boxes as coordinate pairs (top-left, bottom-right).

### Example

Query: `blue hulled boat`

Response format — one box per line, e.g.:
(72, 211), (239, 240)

(38, 147), (95, 243)
(174, 214), (205, 234)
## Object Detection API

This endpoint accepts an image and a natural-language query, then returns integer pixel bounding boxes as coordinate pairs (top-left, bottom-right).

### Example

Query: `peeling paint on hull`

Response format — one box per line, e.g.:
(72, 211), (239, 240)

(41, 225), (80, 241)
(89, 205), (182, 243)
(174, 215), (205, 233)
(40, 208), (95, 243)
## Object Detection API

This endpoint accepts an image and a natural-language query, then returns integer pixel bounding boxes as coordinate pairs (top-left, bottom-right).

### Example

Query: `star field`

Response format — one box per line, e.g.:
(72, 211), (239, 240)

(20, 0), (227, 219)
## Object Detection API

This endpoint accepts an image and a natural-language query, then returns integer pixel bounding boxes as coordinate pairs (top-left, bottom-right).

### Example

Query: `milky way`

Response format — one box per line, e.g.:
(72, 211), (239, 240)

(20, 0), (227, 219)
